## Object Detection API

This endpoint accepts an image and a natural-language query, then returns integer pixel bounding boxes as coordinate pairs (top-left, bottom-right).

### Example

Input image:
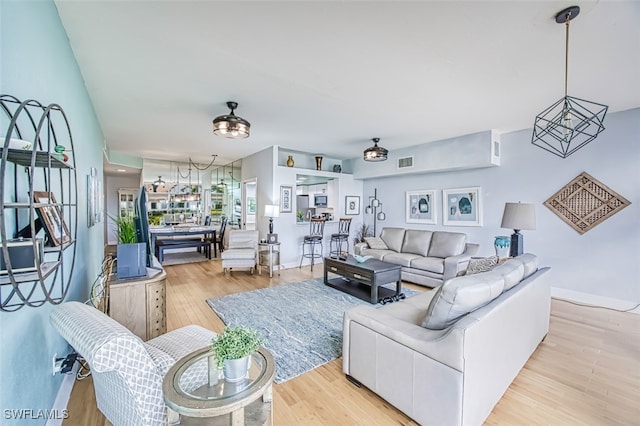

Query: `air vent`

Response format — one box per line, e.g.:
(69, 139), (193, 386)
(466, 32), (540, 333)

(397, 156), (414, 169)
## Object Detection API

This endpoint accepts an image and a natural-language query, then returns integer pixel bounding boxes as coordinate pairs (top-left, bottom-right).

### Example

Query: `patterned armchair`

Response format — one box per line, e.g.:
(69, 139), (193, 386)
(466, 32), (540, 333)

(50, 301), (215, 425)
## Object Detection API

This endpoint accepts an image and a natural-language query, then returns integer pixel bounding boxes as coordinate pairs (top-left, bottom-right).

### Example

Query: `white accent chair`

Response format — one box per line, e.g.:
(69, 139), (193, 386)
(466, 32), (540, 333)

(221, 230), (259, 274)
(50, 301), (215, 426)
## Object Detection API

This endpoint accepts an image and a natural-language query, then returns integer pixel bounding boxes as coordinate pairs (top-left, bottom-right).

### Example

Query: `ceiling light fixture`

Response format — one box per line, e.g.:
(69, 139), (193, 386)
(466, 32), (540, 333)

(213, 101), (250, 139)
(531, 6), (608, 158)
(152, 176), (165, 192)
(363, 137), (388, 162)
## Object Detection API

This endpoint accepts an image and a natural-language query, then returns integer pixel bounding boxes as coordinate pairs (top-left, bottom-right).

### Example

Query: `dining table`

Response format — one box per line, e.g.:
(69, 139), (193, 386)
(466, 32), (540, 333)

(149, 225), (218, 259)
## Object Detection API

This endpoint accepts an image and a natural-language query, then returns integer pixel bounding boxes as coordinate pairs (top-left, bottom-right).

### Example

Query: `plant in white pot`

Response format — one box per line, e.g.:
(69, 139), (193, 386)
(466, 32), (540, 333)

(211, 326), (265, 382)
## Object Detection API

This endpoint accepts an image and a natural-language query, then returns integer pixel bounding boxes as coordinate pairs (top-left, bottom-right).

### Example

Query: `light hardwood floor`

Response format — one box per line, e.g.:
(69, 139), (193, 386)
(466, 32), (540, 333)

(64, 258), (640, 425)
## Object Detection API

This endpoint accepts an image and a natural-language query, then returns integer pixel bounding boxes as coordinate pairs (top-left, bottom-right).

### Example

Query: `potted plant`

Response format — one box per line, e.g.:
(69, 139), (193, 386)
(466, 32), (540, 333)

(210, 326), (265, 382)
(109, 213), (146, 279)
(353, 223), (372, 246)
(296, 210), (304, 222)
(109, 213), (137, 244)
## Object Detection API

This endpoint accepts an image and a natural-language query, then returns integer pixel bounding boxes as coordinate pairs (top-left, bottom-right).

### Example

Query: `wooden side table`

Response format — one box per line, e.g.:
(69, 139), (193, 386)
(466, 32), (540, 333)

(258, 242), (281, 278)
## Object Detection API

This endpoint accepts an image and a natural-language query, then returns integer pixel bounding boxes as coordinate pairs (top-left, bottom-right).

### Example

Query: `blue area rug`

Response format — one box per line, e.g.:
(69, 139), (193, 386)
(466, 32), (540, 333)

(206, 278), (419, 383)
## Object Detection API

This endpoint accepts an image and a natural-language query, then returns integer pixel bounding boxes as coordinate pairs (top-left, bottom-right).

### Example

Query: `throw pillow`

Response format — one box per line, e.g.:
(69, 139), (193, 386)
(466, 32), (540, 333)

(465, 256), (499, 275)
(364, 236), (388, 250)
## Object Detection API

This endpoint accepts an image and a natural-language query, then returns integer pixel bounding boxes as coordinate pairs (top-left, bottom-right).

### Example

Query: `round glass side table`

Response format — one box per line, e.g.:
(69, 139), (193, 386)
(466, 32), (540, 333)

(163, 346), (275, 425)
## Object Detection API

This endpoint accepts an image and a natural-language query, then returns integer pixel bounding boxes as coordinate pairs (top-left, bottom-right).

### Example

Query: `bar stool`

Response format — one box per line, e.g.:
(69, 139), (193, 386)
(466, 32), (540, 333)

(299, 217), (325, 271)
(329, 217), (352, 258)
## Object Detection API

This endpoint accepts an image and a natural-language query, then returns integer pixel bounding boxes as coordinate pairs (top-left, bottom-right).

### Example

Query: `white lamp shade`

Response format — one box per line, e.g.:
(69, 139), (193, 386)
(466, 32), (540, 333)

(501, 202), (536, 231)
(264, 204), (280, 218)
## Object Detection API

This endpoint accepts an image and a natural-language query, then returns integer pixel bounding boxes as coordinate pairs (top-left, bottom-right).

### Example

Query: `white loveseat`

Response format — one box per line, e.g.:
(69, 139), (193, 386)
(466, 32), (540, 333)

(342, 254), (550, 426)
(354, 227), (479, 287)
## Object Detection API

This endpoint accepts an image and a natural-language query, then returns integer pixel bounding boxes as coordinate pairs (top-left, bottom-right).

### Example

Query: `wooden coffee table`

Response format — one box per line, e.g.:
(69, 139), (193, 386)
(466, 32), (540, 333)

(323, 256), (402, 304)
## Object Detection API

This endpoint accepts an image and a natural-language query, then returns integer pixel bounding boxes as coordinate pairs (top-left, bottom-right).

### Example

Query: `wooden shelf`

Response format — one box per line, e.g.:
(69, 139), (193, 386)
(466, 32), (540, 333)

(1, 148), (73, 169)
(0, 261), (61, 285)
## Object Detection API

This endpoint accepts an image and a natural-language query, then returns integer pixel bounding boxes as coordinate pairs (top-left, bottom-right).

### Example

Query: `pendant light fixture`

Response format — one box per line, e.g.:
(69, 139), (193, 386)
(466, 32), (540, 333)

(363, 137), (388, 162)
(152, 176), (165, 192)
(531, 6), (608, 158)
(213, 101), (250, 139)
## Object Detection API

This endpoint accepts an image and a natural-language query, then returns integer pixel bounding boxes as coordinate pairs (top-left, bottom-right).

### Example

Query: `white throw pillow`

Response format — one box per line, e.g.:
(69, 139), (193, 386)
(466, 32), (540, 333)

(364, 237), (389, 250)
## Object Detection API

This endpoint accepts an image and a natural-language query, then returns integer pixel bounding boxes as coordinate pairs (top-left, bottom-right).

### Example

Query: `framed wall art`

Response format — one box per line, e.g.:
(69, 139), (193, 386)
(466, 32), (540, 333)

(405, 190), (437, 224)
(87, 167), (103, 228)
(442, 187), (483, 226)
(33, 191), (71, 246)
(345, 196), (360, 215)
(280, 185), (292, 213)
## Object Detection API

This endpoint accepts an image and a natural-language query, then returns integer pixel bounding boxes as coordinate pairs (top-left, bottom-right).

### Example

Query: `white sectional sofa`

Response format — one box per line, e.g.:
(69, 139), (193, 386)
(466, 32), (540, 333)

(354, 227), (479, 287)
(342, 254), (550, 426)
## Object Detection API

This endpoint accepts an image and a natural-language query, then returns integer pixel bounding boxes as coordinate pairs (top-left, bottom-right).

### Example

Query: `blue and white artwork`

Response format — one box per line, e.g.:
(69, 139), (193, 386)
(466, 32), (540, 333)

(406, 190), (437, 224)
(443, 187), (482, 226)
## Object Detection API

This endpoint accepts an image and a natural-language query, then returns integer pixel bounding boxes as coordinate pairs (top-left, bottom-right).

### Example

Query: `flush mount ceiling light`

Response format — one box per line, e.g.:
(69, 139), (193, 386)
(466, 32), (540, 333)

(531, 6), (608, 158)
(363, 137), (388, 162)
(213, 101), (250, 139)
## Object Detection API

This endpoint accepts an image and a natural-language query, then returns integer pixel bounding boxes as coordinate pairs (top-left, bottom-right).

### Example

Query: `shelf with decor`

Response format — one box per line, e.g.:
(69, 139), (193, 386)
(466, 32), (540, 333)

(0, 94), (78, 312)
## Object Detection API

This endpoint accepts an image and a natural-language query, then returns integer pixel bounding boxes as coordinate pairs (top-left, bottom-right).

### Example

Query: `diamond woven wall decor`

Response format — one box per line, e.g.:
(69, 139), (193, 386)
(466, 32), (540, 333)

(544, 172), (631, 234)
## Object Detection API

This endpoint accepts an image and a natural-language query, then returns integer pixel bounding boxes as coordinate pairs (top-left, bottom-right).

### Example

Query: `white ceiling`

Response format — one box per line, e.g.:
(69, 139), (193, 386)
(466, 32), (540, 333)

(55, 1), (640, 178)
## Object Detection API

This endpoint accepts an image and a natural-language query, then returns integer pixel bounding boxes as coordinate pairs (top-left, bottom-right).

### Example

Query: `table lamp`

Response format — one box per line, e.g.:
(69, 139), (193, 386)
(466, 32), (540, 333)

(501, 202), (536, 257)
(265, 204), (280, 243)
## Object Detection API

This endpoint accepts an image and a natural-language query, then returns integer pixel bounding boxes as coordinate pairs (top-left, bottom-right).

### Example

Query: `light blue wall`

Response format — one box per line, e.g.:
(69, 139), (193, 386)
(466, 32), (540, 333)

(1, 0), (105, 422)
(362, 108), (640, 303)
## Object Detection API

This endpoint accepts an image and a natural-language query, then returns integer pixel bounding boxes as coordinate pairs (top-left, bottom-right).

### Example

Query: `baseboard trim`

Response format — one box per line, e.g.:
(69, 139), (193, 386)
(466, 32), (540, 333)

(46, 362), (80, 426)
(551, 287), (640, 314)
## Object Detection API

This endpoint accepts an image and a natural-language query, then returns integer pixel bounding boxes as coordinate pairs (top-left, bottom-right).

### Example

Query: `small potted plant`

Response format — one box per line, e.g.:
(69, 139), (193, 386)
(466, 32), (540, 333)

(210, 326), (265, 382)
(296, 210), (304, 222)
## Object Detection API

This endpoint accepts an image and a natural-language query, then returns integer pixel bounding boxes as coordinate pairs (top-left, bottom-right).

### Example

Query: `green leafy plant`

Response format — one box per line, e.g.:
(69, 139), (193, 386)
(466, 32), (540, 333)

(108, 213), (137, 244)
(210, 326), (265, 369)
(296, 210), (304, 222)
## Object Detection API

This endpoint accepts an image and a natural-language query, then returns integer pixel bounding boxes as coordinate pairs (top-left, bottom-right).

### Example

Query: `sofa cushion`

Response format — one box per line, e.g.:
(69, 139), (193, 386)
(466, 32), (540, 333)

(360, 248), (391, 261)
(465, 256), (498, 275)
(492, 259), (525, 291)
(380, 228), (406, 253)
(401, 230), (433, 257)
(421, 272), (505, 330)
(221, 248), (256, 260)
(409, 257), (445, 274)
(364, 236), (388, 250)
(428, 232), (466, 258)
(516, 253), (539, 279)
(383, 252), (421, 268)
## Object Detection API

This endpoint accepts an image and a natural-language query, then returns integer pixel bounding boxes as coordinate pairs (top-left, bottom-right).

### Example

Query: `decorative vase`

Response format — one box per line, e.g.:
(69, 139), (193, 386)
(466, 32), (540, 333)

(223, 356), (250, 382)
(286, 155), (294, 167)
(494, 236), (511, 259)
(315, 156), (323, 171)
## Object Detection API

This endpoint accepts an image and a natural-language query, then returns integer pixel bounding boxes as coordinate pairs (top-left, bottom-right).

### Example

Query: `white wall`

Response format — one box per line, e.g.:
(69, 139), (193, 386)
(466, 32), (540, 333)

(359, 108), (639, 306)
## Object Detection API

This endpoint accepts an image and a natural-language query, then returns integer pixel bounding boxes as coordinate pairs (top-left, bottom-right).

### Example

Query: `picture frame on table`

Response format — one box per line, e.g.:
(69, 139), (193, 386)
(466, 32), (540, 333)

(280, 186), (292, 213)
(345, 196), (360, 215)
(33, 191), (71, 246)
(442, 187), (483, 226)
(405, 190), (437, 224)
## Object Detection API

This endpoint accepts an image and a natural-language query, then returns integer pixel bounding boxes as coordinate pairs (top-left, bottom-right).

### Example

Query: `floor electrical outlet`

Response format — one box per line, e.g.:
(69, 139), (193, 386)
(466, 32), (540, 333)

(52, 353), (63, 375)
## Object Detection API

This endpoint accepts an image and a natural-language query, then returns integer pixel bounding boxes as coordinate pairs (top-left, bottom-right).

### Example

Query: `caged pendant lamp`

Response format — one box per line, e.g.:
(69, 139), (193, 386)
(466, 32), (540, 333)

(363, 137), (388, 162)
(531, 6), (608, 158)
(213, 101), (251, 139)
